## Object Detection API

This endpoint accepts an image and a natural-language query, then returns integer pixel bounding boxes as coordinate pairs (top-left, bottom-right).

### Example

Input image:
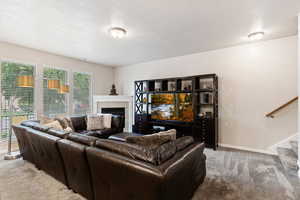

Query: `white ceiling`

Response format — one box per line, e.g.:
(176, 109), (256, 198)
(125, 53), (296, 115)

(0, 0), (299, 67)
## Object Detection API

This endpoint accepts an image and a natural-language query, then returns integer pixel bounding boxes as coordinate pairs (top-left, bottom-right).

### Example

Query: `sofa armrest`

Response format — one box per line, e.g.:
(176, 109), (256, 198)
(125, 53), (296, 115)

(158, 143), (206, 200)
(86, 142), (206, 200)
(67, 133), (98, 146)
(86, 147), (164, 200)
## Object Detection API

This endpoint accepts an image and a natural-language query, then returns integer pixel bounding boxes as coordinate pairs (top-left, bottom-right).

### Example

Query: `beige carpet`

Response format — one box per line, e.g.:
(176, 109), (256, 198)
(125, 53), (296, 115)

(0, 156), (84, 200)
(0, 140), (19, 155)
(0, 148), (300, 200)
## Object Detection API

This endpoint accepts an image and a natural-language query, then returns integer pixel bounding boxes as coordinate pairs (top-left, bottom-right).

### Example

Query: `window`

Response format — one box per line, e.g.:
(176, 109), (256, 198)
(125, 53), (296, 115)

(73, 72), (91, 115)
(0, 61), (35, 140)
(43, 68), (68, 117)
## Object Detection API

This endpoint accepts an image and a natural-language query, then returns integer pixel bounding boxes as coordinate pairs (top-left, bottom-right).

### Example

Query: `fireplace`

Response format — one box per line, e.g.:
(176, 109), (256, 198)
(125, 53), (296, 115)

(101, 107), (125, 129)
(93, 95), (133, 132)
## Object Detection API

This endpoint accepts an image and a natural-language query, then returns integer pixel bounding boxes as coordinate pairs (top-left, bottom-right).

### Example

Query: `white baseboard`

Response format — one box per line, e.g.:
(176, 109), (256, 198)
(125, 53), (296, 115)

(219, 143), (276, 155)
(267, 133), (299, 155)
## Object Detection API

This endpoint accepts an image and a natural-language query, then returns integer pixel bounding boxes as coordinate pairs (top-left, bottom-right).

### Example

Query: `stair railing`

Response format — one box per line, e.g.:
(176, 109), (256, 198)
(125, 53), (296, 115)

(265, 97), (298, 118)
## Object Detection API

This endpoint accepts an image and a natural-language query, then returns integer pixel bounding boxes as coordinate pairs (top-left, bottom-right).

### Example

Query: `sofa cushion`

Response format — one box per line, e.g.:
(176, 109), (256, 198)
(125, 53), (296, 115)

(95, 139), (157, 164)
(63, 117), (75, 131)
(126, 130), (176, 149)
(155, 141), (177, 165)
(47, 129), (70, 139)
(86, 115), (104, 131)
(39, 115), (55, 124)
(54, 117), (69, 129)
(97, 114), (112, 129)
(173, 136), (194, 151)
(20, 120), (40, 128)
(67, 133), (98, 146)
(155, 129), (176, 140)
(21, 121), (51, 132)
(96, 139), (179, 165)
(70, 116), (87, 132)
(82, 129), (116, 139)
(44, 120), (64, 130)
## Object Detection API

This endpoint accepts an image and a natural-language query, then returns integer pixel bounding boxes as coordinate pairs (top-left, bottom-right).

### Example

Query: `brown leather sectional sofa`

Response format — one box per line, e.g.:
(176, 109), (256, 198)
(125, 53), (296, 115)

(12, 115), (206, 200)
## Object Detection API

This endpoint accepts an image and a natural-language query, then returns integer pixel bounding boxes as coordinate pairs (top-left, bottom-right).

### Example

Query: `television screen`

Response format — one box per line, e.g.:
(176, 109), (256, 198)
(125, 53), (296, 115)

(151, 93), (193, 122)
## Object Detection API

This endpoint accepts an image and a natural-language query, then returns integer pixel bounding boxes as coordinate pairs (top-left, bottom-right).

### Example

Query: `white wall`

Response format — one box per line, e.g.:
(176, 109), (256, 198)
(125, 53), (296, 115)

(0, 41), (114, 116)
(115, 36), (298, 152)
(297, 15), (300, 173)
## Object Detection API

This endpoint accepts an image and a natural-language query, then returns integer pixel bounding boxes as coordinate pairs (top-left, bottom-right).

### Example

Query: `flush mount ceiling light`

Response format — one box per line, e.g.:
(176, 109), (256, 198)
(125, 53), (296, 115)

(248, 32), (265, 41)
(109, 27), (127, 39)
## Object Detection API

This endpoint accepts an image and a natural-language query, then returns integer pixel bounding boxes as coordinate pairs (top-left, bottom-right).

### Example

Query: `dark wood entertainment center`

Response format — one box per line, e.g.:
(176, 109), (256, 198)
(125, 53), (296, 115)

(133, 74), (218, 150)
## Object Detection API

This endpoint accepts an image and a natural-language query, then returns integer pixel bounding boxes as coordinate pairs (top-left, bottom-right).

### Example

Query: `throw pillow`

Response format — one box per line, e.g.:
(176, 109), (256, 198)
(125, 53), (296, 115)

(155, 141), (177, 165)
(173, 136), (194, 151)
(126, 134), (171, 149)
(64, 117), (75, 131)
(44, 120), (63, 131)
(54, 116), (69, 129)
(87, 115), (104, 131)
(155, 129), (176, 140)
(64, 127), (73, 133)
(98, 114), (112, 129)
(126, 129), (176, 148)
(39, 115), (55, 124)
(70, 116), (87, 132)
(96, 139), (157, 165)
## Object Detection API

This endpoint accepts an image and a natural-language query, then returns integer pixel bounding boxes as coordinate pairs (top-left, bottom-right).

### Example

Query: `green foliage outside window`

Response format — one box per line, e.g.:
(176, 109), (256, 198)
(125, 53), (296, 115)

(73, 72), (91, 115)
(43, 68), (67, 116)
(0, 62), (34, 115)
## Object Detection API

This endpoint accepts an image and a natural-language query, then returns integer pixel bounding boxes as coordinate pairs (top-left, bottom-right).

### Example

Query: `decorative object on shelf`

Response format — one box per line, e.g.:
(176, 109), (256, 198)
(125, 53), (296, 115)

(200, 78), (214, 90)
(143, 97), (147, 104)
(168, 81), (176, 91)
(206, 112), (213, 118)
(47, 79), (60, 90)
(142, 81), (148, 92)
(200, 92), (213, 104)
(181, 80), (192, 91)
(155, 81), (162, 91)
(109, 84), (118, 95)
(17, 75), (34, 88)
(198, 112), (205, 117)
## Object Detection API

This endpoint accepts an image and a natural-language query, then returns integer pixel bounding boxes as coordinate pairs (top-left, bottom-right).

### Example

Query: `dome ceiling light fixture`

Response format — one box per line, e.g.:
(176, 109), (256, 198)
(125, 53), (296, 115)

(248, 31), (265, 41)
(109, 27), (127, 39)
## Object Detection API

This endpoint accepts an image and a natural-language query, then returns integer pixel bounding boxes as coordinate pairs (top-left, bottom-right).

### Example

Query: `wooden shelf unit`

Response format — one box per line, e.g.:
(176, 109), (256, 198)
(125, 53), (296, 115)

(133, 74), (218, 150)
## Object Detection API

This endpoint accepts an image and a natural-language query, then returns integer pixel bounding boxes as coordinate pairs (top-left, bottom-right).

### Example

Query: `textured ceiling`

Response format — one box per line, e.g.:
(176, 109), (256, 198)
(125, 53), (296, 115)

(0, 0), (299, 66)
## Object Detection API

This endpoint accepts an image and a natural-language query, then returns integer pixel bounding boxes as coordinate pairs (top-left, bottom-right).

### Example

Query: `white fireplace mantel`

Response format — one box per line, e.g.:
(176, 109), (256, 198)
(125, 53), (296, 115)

(93, 95), (133, 132)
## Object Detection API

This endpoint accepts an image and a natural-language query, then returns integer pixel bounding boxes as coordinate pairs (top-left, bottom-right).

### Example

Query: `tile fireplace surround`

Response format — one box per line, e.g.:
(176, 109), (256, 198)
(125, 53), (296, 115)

(93, 95), (133, 132)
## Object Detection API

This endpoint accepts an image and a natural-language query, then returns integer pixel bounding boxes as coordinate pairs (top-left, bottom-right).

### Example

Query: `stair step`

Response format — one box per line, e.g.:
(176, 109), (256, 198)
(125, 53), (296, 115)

(289, 140), (298, 156)
(277, 147), (298, 173)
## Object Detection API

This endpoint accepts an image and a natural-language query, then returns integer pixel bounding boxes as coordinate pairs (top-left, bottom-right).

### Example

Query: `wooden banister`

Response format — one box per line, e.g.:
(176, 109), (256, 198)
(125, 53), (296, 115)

(266, 97), (298, 118)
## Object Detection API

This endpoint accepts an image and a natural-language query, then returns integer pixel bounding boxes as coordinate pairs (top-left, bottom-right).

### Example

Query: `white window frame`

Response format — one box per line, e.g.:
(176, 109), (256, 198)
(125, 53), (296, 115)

(0, 59), (95, 120)
(0, 59), (37, 118)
